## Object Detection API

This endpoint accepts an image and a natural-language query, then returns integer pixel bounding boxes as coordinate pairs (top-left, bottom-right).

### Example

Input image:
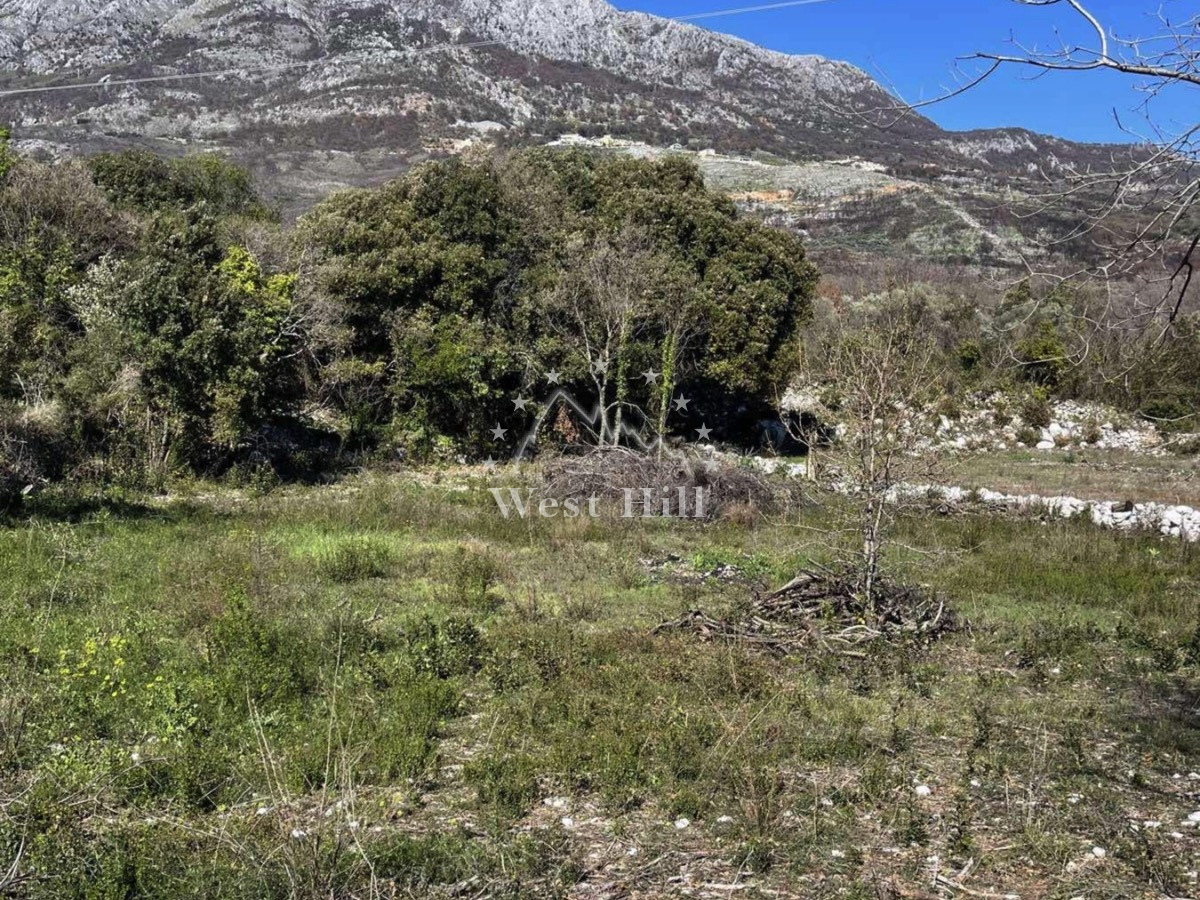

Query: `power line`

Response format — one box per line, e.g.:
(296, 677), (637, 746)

(0, 0), (838, 99)
(674, 0), (837, 22)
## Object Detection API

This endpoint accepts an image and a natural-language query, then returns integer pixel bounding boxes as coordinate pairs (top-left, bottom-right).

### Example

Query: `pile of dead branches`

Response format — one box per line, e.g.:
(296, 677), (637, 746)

(541, 448), (790, 521)
(654, 568), (955, 656)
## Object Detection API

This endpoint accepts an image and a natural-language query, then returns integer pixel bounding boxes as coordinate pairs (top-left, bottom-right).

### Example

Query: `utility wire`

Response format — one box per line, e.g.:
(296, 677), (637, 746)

(673, 0), (837, 22)
(0, 0), (838, 99)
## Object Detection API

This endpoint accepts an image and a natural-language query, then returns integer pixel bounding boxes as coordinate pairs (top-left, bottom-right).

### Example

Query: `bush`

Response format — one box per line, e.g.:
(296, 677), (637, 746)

(956, 339), (983, 374)
(444, 546), (504, 611)
(1016, 426), (1041, 446)
(1140, 398), (1196, 434)
(207, 589), (319, 706)
(1019, 388), (1053, 429)
(88, 150), (272, 219)
(403, 615), (489, 679)
(1014, 321), (1068, 388)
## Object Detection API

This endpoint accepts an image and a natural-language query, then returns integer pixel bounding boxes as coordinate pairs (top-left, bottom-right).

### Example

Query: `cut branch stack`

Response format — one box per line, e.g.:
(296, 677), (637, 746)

(654, 569), (954, 656)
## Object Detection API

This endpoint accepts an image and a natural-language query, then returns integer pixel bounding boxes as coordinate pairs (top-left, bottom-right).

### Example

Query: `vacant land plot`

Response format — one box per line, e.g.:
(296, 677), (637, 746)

(936, 449), (1200, 508)
(0, 473), (1197, 898)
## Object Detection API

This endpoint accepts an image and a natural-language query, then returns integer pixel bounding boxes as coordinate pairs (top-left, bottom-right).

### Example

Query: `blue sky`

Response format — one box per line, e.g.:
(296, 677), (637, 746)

(614, 0), (1195, 144)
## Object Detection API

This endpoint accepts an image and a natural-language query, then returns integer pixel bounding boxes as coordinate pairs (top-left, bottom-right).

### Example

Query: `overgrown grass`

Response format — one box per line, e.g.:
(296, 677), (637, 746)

(0, 472), (1196, 898)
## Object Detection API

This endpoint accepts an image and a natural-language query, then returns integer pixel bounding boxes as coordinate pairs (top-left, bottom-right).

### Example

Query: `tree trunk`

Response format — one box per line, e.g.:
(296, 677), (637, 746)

(613, 311), (631, 444)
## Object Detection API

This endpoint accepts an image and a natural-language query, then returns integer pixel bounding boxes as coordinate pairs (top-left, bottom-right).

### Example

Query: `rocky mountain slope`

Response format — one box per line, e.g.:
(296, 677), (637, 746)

(0, 0), (1135, 256)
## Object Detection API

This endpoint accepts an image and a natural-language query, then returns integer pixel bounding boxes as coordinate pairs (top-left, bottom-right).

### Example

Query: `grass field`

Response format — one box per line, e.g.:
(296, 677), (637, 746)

(937, 449), (1200, 508)
(0, 472), (1197, 899)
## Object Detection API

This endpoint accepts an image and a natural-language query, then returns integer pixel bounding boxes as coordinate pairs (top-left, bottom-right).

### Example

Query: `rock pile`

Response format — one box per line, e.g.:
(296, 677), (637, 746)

(888, 484), (1200, 542)
(782, 388), (1167, 457)
(923, 397), (1163, 455)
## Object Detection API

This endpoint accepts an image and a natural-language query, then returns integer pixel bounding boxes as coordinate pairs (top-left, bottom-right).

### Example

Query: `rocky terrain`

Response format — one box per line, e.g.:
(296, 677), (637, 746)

(0, 0), (1139, 250)
(892, 483), (1200, 543)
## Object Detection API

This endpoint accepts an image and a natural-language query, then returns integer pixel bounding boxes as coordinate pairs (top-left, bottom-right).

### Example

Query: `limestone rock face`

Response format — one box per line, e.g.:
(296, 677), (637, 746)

(0, 0), (1138, 227)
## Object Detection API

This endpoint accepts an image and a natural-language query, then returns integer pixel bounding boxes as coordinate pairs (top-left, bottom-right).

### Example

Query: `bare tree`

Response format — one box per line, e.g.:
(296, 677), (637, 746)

(790, 298), (945, 611)
(891, 1), (1199, 343)
(540, 230), (693, 447)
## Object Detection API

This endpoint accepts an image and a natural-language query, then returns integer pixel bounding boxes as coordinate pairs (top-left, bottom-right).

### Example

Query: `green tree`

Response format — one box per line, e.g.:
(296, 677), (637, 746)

(300, 158), (522, 450)
(83, 213), (301, 471)
(0, 155), (122, 402)
(88, 150), (271, 220)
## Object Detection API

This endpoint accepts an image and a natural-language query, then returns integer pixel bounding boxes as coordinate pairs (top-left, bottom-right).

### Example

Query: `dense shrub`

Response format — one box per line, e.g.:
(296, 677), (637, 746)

(88, 149), (272, 219)
(1, 128), (1197, 487)
(1015, 320), (1068, 388)
(301, 150), (819, 453)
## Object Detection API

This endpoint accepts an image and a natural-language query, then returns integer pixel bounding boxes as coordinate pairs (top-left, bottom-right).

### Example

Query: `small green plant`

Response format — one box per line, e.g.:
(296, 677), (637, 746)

(1015, 426), (1041, 446)
(315, 536), (394, 582)
(463, 753), (541, 822)
(445, 546), (504, 611)
(1019, 387), (1053, 429)
(955, 339), (983, 374)
(403, 615), (488, 679)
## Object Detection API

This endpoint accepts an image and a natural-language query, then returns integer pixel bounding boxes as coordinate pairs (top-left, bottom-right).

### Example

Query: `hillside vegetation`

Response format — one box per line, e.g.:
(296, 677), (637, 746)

(0, 137), (817, 499)
(2, 137), (1199, 507)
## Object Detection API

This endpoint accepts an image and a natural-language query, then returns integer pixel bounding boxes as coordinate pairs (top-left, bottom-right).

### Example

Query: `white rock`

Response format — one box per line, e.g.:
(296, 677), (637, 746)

(1091, 846), (1106, 858)
(674, 817), (690, 829)
(914, 784), (932, 797)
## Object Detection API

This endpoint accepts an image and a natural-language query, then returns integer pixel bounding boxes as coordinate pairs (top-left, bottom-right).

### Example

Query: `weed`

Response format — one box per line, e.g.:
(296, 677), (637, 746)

(314, 535), (394, 582)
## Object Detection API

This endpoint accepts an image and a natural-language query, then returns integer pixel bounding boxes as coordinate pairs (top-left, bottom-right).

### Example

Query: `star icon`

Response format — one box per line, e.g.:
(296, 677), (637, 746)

(641, 368), (661, 385)
(673, 395), (691, 412)
(483, 457), (498, 472)
(695, 423), (713, 441)
(592, 358), (607, 375)
(546, 370), (561, 385)
(491, 423), (508, 441)
(513, 396), (529, 411)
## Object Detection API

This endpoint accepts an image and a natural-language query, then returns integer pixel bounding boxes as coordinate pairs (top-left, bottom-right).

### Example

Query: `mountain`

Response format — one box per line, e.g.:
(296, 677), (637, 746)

(0, 0), (1135, 261)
